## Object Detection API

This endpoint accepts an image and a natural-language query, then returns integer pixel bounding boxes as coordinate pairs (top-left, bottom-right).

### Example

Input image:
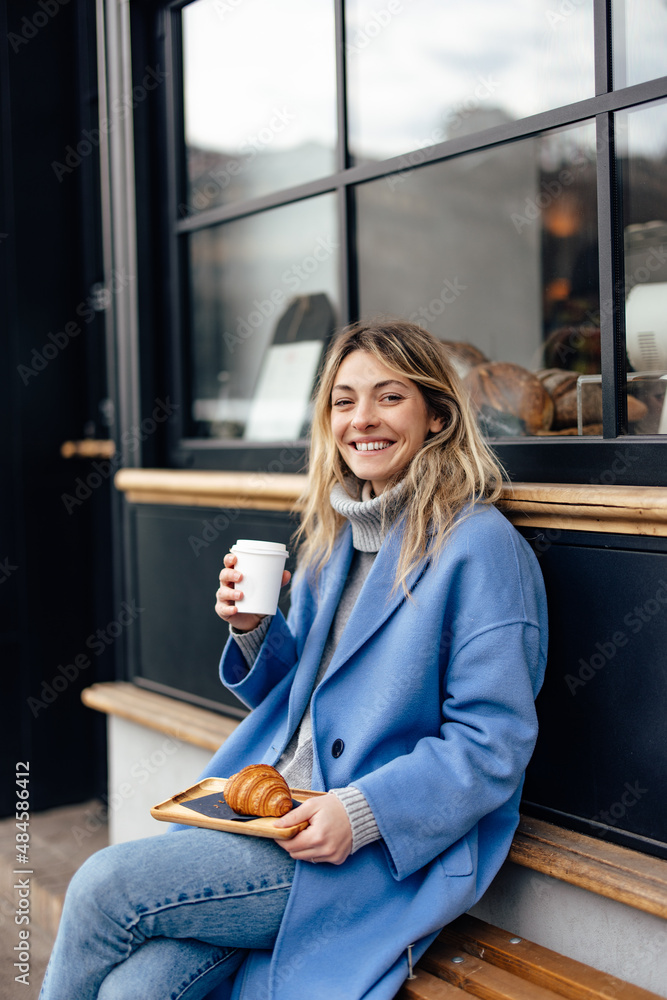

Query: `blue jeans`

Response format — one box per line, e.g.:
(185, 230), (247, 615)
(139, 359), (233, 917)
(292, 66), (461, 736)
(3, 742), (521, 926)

(39, 827), (295, 1000)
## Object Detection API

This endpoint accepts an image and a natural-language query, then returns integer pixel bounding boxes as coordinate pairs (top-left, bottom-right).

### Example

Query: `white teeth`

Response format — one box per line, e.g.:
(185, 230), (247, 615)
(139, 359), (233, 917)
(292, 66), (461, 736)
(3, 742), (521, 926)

(355, 441), (391, 451)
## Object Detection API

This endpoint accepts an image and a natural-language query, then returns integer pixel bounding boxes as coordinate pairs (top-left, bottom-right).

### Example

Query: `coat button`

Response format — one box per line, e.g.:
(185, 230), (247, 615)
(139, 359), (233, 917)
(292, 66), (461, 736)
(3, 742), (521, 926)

(331, 739), (344, 758)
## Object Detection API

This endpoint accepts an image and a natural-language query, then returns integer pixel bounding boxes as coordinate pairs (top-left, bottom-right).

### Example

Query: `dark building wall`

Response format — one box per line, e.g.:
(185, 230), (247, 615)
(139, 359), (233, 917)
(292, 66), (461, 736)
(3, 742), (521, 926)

(0, 0), (114, 814)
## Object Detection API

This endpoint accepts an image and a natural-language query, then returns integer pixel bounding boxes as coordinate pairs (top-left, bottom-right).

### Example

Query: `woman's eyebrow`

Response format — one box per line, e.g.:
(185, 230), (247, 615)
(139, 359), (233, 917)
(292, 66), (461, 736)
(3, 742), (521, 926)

(332, 379), (408, 393)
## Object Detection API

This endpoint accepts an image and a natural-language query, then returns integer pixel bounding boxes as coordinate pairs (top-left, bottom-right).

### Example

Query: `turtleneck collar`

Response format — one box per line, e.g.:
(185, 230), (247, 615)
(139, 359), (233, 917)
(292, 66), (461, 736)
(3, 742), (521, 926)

(329, 479), (404, 553)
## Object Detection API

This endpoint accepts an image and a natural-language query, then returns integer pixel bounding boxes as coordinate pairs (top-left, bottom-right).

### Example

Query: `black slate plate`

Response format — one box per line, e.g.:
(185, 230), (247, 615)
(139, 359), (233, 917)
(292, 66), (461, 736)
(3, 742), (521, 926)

(180, 789), (301, 822)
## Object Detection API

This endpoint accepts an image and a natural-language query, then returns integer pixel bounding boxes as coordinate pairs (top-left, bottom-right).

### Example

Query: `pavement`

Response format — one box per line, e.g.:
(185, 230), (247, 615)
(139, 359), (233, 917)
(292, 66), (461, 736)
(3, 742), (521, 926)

(0, 800), (108, 1000)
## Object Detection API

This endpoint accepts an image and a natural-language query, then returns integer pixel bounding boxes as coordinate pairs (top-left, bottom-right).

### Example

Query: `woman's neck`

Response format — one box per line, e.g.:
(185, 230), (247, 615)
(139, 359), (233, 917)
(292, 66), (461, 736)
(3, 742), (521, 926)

(330, 480), (404, 553)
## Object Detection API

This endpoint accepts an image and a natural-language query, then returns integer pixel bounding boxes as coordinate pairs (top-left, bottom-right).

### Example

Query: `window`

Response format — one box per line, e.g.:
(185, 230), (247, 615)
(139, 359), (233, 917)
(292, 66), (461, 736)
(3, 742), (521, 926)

(617, 99), (667, 435)
(154, 0), (667, 483)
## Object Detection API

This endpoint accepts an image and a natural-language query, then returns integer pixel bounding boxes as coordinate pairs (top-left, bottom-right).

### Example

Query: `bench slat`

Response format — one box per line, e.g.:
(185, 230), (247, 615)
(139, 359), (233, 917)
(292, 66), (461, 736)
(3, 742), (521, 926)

(395, 968), (466, 999)
(439, 915), (662, 1000)
(420, 938), (566, 1000)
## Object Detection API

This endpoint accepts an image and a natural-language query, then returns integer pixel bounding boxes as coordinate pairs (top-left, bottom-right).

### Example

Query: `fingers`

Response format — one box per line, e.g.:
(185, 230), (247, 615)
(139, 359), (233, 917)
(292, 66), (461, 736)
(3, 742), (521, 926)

(273, 795), (352, 865)
(216, 553), (288, 628)
(273, 798), (318, 829)
(215, 572), (243, 622)
(217, 556), (242, 608)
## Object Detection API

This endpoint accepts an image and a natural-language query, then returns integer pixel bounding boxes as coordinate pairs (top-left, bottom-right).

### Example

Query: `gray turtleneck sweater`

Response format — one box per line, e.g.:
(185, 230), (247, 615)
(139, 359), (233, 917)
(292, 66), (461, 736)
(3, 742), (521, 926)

(230, 480), (401, 853)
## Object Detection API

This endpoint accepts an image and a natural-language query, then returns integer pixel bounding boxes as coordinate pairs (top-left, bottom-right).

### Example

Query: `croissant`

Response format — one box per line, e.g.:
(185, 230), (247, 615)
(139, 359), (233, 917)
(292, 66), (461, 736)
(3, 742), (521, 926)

(224, 764), (293, 818)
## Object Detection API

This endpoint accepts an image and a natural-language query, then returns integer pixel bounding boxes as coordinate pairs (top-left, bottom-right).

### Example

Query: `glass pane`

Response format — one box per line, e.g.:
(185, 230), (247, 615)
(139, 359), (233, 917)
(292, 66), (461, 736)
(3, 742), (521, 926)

(356, 122), (601, 438)
(188, 195), (340, 441)
(617, 99), (667, 435)
(181, 0), (336, 216)
(613, 0), (667, 89)
(346, 0), (595, 164)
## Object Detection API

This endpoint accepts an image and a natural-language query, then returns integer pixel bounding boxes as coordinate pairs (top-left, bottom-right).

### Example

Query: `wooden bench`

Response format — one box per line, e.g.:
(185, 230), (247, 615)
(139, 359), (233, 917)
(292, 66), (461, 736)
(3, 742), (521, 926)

(396, 913), (663, 1000)
(83, 684), (667, 996)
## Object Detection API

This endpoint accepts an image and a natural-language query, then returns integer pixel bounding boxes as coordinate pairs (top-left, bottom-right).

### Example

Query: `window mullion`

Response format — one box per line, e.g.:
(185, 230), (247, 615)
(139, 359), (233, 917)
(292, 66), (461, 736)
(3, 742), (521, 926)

(596, 111), (626, 438)
(335, 0), (353, 326)
(164, 7), (188, 451)
(334, 0), (349, 174)
(594, 0), (612, 94)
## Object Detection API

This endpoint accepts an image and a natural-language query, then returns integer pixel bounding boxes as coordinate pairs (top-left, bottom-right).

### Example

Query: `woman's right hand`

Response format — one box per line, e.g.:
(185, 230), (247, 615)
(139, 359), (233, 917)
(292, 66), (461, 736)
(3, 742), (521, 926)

(215, 552), (290, 633)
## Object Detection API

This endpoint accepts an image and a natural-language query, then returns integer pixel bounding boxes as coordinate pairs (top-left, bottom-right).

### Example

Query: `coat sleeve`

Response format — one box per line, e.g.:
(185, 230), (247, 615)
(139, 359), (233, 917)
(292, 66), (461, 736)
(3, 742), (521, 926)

(218, 566), (313, 710)
(353, 617), (544, 881)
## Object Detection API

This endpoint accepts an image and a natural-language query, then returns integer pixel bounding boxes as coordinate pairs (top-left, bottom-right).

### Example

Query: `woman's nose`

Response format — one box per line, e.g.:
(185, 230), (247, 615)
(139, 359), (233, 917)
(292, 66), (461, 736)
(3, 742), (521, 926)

(352, 401), (378, 428)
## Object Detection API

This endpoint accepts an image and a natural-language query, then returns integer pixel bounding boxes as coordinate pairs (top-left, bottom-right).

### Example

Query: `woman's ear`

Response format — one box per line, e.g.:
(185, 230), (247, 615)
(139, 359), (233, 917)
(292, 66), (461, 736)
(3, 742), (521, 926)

(429, 413), (446, 434)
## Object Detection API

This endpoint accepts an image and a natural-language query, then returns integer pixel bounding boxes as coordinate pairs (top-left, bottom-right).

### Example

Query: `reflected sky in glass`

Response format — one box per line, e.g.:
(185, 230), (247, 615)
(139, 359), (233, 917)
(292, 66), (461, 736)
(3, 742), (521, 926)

(182, 0), (336, 210)
(613, 0), (667, 89)
(346, 0), (595, 162)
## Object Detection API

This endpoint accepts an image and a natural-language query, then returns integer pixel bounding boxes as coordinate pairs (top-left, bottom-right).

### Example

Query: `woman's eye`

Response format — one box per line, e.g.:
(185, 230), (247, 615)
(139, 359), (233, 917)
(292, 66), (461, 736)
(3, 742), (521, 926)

(382, 394), (403, 403)
(332, 398), (352, 407)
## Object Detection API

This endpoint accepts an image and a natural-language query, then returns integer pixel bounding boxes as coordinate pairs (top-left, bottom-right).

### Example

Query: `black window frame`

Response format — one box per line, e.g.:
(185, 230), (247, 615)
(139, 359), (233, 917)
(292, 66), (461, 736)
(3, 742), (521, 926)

(143, 0), (667, 485)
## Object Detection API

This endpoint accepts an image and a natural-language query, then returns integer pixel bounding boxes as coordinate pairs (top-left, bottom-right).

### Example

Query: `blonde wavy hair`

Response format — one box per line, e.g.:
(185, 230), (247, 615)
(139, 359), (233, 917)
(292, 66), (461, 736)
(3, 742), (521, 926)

(294, 319), (505, 593)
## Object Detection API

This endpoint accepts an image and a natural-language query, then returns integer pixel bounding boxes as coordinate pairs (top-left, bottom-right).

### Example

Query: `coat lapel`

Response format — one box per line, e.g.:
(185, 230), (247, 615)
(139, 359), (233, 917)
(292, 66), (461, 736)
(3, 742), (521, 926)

(278, 528), (354, 750)
(320, 523), (431, 684)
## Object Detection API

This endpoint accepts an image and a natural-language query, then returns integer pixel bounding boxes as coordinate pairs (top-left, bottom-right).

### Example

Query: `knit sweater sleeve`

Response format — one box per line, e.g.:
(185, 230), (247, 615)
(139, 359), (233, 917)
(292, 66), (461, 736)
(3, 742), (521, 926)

(229, 616), (271, 669)
(330, 786), (382, 854)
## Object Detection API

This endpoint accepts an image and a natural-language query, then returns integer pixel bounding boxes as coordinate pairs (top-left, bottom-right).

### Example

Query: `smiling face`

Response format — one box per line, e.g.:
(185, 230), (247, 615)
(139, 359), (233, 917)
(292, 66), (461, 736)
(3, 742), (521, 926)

(330, 350), (445, 495)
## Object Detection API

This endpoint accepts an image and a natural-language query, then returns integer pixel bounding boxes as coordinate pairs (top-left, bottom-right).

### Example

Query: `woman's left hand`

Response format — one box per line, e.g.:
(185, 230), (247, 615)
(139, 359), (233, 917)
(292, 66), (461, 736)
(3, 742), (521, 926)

(273, 793), (353, 865)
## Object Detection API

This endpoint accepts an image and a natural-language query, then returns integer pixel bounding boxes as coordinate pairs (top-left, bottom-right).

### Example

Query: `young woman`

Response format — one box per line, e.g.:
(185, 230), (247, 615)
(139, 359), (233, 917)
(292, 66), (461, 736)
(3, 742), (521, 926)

(40, 319), (547, 1000)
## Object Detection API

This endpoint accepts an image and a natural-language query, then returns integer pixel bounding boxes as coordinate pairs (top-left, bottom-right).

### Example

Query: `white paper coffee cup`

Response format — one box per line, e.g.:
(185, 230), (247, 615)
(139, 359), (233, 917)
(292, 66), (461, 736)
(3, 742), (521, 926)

(229, 539), (289, 616)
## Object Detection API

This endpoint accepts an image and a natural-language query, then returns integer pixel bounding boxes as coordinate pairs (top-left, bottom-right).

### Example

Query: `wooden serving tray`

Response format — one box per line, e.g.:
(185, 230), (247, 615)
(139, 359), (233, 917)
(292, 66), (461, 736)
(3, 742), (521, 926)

(151, 777), (324, 840)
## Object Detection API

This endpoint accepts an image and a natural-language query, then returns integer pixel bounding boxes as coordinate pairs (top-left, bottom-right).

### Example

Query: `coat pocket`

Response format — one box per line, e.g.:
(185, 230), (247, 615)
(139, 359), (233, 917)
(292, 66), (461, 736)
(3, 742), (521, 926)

(438, 832), (474, 877)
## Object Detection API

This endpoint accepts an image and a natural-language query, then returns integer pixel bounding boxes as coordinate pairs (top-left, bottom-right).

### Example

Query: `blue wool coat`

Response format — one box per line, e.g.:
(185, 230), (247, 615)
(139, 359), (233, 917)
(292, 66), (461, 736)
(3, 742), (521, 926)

(202, 504), (548, 1000)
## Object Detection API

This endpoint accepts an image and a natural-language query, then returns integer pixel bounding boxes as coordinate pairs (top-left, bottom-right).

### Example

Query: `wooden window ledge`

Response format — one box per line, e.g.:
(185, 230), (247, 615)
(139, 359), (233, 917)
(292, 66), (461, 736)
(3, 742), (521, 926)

(82, 682), (667, 919)
(113, 470), (667, 537)
(510, 816), (667, 920)
(81, 681), (239, 752)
